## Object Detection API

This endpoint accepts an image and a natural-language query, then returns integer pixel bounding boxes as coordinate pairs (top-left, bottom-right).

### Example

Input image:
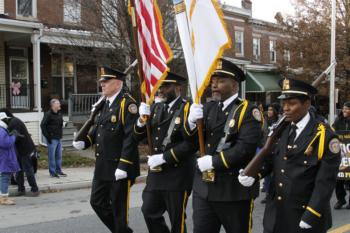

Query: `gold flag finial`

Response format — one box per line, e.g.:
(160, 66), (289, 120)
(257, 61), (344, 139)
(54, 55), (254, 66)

(283, 78), (290, 90)
(216, 60), (222, 70)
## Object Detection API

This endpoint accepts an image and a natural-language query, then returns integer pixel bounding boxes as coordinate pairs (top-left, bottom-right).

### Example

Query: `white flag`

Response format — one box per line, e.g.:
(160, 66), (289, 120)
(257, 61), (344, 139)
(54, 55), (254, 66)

(172, 0), (231, 103)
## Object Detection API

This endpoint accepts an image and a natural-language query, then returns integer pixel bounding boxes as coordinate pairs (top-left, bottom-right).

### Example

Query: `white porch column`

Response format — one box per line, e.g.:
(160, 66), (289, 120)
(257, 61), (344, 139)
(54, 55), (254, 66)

(31, 30), (41, 112)
(31, 29), (43, 144)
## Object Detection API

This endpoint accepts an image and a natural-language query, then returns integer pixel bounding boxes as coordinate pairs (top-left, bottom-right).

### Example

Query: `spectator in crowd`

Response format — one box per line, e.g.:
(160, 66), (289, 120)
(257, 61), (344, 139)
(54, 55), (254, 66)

(0, 109), (39, 197)
(332, 101), (350, 209)
(40, 99), (67, 178)
(0, 113), (20, 205)
(260, 103), (280, 203)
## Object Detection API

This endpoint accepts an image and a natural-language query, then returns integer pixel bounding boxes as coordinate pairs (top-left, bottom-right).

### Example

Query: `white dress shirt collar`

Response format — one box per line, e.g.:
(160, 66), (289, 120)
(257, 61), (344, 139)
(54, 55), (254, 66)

(106, 90), (121, 107)
(293, 112), (310, 140)
(167, 96), (181, 112)
(222, 93), (238, 111)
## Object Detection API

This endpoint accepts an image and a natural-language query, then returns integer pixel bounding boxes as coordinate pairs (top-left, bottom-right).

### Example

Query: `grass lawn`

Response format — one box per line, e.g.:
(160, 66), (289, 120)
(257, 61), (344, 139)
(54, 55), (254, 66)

(36, 146), (95, 169)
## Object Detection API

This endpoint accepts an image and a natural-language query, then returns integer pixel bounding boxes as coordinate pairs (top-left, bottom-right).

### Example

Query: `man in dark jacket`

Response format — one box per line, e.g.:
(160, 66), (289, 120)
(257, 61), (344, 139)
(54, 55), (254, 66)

(239, 78), (341, 233)
(0, 108), (39, 196)
(184, 58), (263, 233)
(332, 101), (350, 209)
(40, 99), (66, 178)
(73, 67), (139, 233)
(134, 72), (196, 233)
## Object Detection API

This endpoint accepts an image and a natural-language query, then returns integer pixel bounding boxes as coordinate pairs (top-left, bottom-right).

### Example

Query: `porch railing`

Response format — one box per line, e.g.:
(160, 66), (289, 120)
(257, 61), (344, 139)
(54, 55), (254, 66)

(0, 83), (35, 110)
(68, 93), (101, 117)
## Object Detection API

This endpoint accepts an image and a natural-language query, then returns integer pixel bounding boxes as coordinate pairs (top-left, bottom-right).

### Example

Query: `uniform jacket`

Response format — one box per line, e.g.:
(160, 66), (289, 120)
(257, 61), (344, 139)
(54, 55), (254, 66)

(134, 98), (196, 191)
(8, 117), (36, 157)
(83, 91), (140, 181)
(260, 114), (341, 233)
(184, 98), (263, 201)
(0, 127), (20, 173)
(40, 109), (63, 140)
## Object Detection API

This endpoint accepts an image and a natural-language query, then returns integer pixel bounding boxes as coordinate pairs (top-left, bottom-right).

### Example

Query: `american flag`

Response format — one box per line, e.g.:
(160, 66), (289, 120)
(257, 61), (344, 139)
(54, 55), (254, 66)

(132, 0), (173, 102)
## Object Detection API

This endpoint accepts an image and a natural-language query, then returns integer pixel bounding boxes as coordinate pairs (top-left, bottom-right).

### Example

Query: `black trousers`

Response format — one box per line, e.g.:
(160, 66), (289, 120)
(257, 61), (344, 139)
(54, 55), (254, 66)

(90, 178), (133, 233)
(192, 193), (254, 233)
(141, 190), (189, 233)
(335, 180), (350, 202)
(16, 154), (39, 192)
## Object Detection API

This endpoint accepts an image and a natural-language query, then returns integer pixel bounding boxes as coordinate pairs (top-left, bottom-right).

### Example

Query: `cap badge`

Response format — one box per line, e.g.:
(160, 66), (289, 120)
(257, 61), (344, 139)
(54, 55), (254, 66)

(283, 79), (290, 90)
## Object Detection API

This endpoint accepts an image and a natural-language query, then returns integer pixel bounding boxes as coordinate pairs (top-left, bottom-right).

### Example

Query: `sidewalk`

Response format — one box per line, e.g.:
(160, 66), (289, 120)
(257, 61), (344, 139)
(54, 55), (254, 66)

(9, 167), (148, 195)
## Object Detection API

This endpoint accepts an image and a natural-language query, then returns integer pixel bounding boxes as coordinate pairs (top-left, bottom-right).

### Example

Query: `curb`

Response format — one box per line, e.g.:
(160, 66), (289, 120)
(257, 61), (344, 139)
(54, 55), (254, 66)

(9, 174), (147, 196)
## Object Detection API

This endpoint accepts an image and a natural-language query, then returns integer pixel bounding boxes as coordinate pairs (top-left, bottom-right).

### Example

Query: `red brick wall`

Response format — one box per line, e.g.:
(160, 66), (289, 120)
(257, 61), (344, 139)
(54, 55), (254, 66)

(37, 0), (64, 26)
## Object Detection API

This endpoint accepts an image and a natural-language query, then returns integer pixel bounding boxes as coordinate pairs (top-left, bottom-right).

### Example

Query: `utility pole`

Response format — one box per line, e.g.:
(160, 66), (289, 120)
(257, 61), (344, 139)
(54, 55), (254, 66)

(329, 0), (336, 124)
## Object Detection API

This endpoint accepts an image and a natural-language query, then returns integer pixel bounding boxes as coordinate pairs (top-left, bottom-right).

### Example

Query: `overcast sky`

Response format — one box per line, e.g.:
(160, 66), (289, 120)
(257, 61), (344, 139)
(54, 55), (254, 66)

(222, 0), (295, 22)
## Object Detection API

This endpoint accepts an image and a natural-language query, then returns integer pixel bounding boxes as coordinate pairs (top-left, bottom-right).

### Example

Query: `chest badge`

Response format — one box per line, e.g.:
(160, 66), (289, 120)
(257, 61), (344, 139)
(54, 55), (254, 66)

(175, 117), (181, 125)
(111, 115), (117, 123)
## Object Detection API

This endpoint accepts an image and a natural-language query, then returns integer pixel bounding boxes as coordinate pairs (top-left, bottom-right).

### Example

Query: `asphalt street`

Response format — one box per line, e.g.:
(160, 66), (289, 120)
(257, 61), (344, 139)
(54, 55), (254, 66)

(0, 183), (349, 233)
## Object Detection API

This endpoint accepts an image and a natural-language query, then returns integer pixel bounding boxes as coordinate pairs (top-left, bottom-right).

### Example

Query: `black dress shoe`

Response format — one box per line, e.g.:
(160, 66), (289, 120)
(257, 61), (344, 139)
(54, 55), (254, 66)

(334, 200), (346, 209)
(25, 191), (40, 197)
(57, 172), (67, 177)
(50, 174), (60, 178)
(346, 203), (350, 209)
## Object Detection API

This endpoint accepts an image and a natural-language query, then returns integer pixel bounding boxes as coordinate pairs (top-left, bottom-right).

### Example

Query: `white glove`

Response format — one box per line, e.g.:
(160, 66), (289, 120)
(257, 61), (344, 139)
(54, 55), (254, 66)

(197, 155), (214, 172)
(115, 169), (127, 181)
(188, 103), (203, 130)
(147, 154), (166, 169)
(139, 102), (151, 116)
(299, 220), (312, 229)
(72, 141), (85, 150)
(137, 103), (151, 127)
(238, 169), (255, 187)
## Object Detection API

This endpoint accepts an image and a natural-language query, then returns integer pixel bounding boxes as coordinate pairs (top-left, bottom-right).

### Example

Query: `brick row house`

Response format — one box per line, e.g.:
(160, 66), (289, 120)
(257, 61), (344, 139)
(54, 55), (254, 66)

(221, 0), (290, 105)
(0, 0), (116, 144)
(0, 0), (289, 145)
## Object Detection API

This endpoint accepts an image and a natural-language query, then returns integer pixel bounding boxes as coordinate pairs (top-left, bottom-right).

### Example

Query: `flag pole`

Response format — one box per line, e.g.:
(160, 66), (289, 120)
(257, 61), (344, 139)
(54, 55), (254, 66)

(172, 0), (214, 181)
(129, 0), (155, 156)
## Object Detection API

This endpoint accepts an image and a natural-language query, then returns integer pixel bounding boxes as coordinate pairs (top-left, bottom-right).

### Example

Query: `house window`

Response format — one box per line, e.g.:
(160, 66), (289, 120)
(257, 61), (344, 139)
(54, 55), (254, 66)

(284, 49), (290, 63)
(51, 53), (76, 99)
(64, 0), (81, 24)
(269, 40), (276, 63)
(234, 31), (244, 56)
(0, 0), (4, 14)
(253, 37), (261, 60)
(17, 0), (36, 18)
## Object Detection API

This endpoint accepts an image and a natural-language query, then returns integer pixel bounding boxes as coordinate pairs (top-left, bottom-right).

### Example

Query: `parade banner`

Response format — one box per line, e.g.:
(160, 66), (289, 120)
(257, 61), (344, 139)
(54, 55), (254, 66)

(337, 130), (350, 180)
(172, 0), (231, 103)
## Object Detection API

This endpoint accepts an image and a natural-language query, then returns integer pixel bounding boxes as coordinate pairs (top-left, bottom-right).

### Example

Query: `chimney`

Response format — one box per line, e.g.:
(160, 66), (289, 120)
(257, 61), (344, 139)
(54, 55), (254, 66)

(242, 0), (252, 10)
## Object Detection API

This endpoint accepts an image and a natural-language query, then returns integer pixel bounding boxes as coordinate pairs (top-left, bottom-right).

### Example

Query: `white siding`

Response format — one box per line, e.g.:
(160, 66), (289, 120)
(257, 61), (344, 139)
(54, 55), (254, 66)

(0, 0), (4, 15)
(14, 112), (44, 145)
(24, 121), (40, 145)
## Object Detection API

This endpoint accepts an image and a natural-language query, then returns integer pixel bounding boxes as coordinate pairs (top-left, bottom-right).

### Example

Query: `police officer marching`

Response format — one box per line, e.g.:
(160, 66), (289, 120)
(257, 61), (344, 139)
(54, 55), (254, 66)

(184, 58), (263, 233)
(134, 72), (196, 233)
(239, 78), (341, 233)
(73, 67), (139, 233)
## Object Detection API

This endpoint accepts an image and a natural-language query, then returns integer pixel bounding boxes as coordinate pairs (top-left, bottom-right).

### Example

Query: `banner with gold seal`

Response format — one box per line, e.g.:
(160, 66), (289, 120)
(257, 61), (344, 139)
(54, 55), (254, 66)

(337, 130), (350, 180)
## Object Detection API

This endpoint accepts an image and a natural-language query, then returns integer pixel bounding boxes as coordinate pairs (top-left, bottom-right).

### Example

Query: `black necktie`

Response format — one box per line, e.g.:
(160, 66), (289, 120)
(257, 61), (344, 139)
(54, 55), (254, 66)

(288, 124), (298, 146)
(162, 104), (169, 120)
(218, 102), (223, 112)
(104, 100), (110, 113)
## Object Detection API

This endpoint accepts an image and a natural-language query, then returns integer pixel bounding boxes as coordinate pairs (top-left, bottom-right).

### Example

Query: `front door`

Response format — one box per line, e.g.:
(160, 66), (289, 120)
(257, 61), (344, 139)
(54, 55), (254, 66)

(10, 57), (30, 109)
